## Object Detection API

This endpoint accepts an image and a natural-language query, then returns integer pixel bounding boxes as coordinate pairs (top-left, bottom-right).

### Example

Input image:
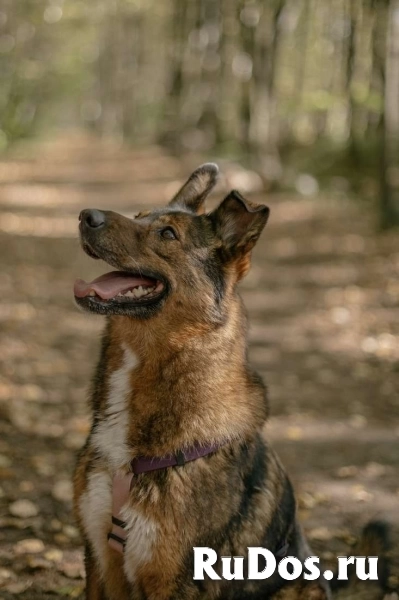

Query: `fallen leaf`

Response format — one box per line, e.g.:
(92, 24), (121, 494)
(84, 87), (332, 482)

(52, 479), (73, 503)
(14, 538), (45, 554)
(44, 548), (64, 562)
(9, 499), (39, 518)
(308, 527), (332, 541)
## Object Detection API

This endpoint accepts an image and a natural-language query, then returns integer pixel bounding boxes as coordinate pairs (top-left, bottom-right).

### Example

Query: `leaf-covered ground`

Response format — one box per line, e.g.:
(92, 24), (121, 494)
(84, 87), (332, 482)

(0, 134), (398, 599)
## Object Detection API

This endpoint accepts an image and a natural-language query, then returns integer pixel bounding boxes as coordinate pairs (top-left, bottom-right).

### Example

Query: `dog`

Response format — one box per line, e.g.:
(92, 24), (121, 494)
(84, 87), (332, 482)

(72, 164), (387, 600)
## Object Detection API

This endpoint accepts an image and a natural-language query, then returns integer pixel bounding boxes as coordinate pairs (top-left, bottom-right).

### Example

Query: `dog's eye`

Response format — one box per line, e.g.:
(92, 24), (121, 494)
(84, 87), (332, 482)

(160, 227), (177, 240)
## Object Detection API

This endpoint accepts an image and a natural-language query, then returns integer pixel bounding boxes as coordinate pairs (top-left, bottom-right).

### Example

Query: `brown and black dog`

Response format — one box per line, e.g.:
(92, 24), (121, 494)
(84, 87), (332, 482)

(72, 165), (386, 600)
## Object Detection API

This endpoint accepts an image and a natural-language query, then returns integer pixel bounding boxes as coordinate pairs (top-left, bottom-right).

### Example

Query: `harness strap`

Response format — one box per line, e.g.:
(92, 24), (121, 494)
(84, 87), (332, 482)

(107, 442), (223, 554)
(107, 472), (133, 553)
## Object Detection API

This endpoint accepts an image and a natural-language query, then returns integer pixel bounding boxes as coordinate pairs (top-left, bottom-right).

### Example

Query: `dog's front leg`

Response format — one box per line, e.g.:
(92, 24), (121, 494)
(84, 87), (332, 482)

(85, 544), (107, 600)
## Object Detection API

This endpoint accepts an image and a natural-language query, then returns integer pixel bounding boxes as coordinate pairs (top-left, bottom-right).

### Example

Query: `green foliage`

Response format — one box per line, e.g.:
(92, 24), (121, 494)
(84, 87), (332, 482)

(0, 0), (391, 151)
(0, 0), (398, 230)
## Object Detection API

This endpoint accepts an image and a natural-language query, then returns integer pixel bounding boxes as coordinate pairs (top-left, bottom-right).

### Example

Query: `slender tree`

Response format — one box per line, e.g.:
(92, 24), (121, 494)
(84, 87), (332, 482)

(381, 0), (399, 227)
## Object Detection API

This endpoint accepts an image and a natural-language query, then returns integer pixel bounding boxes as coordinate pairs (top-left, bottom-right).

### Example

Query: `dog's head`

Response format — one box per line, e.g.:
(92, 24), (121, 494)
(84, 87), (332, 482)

(74, 164), (269, 323)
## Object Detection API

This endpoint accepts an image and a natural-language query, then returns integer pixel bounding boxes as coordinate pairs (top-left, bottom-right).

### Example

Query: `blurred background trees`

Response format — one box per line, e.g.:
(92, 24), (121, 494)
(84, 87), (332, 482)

(0, 0), (398, 226)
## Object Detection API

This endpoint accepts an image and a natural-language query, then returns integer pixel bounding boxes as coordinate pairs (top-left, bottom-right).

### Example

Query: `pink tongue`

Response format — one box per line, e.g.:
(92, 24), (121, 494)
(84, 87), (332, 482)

(74, 271), (156, 300)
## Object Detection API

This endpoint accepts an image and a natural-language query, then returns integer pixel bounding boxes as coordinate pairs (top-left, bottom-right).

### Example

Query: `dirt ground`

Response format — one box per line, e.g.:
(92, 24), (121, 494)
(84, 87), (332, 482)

(0, 134), (398, 599)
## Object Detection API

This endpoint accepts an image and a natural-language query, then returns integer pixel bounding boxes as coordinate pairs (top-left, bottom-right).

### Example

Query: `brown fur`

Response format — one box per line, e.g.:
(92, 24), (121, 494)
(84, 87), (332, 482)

(73, 164), (333, 599)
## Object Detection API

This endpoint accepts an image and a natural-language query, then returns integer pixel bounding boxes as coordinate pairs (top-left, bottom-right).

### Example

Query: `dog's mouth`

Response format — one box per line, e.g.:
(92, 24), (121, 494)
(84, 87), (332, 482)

(74, 271), (165, 304)
(75, 232), (169, 317)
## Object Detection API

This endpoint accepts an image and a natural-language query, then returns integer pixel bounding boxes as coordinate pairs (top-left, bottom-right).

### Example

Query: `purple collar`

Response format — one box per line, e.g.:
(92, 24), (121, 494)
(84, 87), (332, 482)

(131, 442), (222, 475)
(108, 441), (225, 553)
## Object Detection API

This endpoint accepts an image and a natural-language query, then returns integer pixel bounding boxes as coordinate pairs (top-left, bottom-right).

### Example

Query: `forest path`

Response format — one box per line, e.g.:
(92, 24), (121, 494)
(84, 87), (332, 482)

(0, 133), (398, 598)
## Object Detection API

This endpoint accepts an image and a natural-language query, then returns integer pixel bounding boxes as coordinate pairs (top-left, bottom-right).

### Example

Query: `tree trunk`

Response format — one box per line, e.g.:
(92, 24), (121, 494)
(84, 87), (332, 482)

(381, 0), (399, 228)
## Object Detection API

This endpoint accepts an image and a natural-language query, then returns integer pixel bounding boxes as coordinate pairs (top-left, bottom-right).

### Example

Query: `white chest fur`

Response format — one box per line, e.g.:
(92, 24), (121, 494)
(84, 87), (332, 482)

(93, 344), (138, 471)
(122, 506), (158, 584)
(80, 345), (158, 581)
(79, 469), (158, 582)
(79, 470), (113, 571)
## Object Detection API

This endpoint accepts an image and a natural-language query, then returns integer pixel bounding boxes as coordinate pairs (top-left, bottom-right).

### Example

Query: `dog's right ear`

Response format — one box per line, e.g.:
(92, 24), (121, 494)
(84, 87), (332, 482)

(169, 163), (219, 214)
(211, 190), (270, 254)
(210, 190), (269, 280)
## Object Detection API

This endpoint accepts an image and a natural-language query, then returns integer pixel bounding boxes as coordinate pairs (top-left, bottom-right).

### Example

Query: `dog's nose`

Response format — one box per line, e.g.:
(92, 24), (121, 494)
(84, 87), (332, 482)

(79, 209), (105, 229)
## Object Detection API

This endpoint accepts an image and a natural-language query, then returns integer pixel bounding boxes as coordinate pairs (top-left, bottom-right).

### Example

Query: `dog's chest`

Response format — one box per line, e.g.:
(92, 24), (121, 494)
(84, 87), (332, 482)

(79, 469), (158, 584)
(80, 345), (158, 581)
(92, 344), (137, 471)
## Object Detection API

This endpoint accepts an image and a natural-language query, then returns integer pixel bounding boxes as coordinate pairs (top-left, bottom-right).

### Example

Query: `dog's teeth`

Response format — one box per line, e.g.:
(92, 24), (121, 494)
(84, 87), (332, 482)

(88, 290), (96, 297)
(112, 285), (156, 301)
(138, 286), (149, 298)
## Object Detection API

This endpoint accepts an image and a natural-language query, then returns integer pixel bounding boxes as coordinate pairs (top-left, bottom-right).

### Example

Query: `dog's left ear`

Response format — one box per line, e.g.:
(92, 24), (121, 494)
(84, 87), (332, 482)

(211, 190), (269, 278)
(169, 163), (219, 214)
